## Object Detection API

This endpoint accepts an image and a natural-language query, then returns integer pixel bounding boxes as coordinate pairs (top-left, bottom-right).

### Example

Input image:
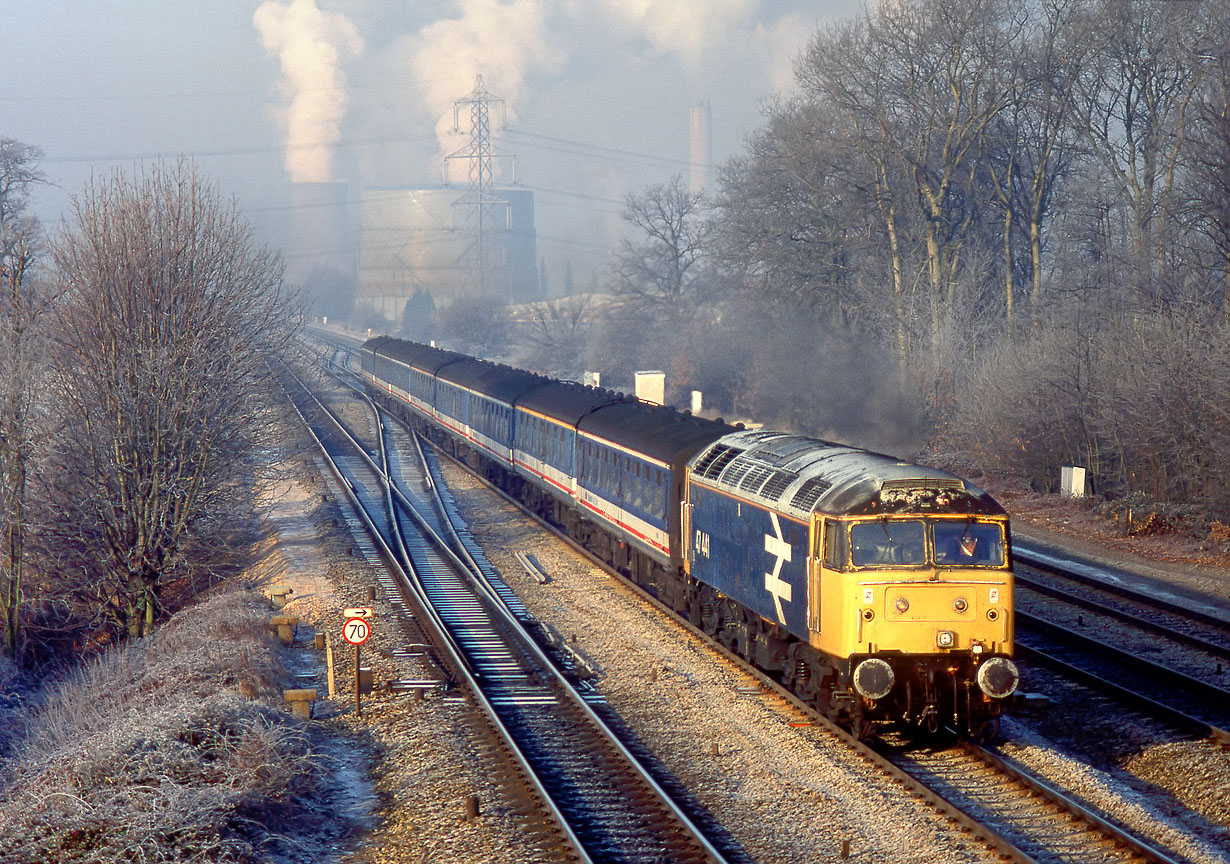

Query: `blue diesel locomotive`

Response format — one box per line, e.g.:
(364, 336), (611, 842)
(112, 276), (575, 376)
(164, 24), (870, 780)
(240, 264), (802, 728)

(360, 336), (1018, 737)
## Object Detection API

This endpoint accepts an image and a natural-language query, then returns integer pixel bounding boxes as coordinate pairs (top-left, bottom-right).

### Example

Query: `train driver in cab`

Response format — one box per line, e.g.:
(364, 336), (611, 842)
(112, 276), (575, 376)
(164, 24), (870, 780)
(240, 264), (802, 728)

(948, 532), (979, 562)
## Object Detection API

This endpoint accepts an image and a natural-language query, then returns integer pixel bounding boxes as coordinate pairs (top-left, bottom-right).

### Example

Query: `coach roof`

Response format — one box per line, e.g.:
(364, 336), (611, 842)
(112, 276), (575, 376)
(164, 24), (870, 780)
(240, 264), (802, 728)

(367, 337), (467, 375)
(436, 357), (549, 403)
(517, 380), (631, 425)
(581, 401), (733, 465)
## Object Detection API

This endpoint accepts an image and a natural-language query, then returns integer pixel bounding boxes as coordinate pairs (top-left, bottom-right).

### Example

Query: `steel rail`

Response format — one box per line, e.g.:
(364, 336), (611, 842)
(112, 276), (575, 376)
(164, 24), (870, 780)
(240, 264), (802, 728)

(301, 359), (734, 864)
(1015, 614), (1230, 744)
(1014, 546), (1230, 632)
(958, 742), (1189, 864)
(1015, 572), (1230, 656)
(279, 363), (597, 863)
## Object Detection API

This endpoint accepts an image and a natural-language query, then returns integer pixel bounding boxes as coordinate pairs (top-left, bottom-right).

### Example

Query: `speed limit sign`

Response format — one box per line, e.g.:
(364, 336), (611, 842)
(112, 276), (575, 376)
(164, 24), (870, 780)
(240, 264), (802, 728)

(342, 617), (371, 645)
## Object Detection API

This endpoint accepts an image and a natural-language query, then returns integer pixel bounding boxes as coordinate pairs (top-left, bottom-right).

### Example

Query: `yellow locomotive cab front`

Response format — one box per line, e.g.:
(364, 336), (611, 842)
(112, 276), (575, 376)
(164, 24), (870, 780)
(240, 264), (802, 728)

(812, 514), (1018, 733)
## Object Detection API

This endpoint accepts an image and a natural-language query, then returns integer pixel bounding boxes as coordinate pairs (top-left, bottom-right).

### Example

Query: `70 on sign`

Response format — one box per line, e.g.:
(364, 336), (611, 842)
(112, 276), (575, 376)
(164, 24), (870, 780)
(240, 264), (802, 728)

(342, 617), (371, 646)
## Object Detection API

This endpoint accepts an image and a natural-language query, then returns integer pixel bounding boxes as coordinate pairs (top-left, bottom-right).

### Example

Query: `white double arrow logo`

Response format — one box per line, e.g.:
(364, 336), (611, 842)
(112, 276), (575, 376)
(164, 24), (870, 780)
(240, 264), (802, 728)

(763, 513), (793, 624)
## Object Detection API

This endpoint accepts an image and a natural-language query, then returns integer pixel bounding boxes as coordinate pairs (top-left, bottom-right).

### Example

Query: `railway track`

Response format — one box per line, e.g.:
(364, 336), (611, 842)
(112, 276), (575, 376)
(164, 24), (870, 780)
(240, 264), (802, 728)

(285, 358), (738, 864)
(307, 337), (1220, 864)
(877, 737), (1195, 864)
(1014, 547), (1230, 654)
(1011, 553), (1230, 742)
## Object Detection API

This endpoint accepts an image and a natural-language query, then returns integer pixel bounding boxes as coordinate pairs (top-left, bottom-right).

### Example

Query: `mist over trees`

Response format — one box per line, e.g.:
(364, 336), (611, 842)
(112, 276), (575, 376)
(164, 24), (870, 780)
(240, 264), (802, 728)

(539, 0), (1227, 517)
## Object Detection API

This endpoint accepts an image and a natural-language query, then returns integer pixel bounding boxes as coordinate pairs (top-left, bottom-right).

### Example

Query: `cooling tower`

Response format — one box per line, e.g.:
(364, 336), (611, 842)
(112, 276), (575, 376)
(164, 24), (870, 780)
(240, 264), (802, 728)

(356, 184), (538, 320)
(286, 182), (353, 289)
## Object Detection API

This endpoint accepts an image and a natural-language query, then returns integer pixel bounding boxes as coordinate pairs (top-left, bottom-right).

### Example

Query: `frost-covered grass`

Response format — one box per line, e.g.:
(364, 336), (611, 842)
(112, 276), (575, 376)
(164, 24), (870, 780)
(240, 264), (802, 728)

(0, 590), (320, 864)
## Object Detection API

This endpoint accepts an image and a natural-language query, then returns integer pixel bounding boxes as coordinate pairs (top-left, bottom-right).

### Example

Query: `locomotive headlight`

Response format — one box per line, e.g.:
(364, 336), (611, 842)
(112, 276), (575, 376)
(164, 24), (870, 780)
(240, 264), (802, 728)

(977, 657), (1020, 699)
(894, 597), (909, 613)
(852, 658), (895, 701)
(936, 630), (956, 649)
(953, 597), (968, 613)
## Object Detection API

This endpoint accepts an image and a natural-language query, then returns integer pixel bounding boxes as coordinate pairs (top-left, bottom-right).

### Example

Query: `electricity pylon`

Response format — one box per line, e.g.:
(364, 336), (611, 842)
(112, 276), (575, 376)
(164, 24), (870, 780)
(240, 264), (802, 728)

(446, 75), (515, 302)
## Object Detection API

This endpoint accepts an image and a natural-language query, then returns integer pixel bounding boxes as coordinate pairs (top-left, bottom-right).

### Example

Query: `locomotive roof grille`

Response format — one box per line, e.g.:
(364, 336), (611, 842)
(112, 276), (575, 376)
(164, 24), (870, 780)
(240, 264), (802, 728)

(720, 461), (754, 489)
(760, 470), (797, 500)
(694, 444), (743, 479)
(736, 464), (776, 494)
(790, 477), (832, 511)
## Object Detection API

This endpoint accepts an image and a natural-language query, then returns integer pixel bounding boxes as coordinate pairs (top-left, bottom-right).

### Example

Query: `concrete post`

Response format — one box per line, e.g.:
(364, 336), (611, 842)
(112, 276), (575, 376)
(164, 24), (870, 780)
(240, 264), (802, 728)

(283, 688), (317, 721)
(271, 615), (299, 645)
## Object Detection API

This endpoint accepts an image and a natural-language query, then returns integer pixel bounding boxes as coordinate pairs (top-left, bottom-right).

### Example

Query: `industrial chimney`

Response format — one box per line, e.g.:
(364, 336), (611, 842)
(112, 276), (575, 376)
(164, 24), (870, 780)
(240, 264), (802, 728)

(689, 101), (711, 198)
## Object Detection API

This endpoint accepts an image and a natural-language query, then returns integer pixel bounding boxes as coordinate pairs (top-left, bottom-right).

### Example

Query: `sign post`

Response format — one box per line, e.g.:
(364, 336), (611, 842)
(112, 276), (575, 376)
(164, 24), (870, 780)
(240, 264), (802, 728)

(342, 615), (372, 716)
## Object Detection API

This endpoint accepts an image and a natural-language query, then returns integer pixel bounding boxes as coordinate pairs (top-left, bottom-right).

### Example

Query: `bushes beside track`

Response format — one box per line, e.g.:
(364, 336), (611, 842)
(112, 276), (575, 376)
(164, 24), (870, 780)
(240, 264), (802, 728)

(0, 590), (324, 864)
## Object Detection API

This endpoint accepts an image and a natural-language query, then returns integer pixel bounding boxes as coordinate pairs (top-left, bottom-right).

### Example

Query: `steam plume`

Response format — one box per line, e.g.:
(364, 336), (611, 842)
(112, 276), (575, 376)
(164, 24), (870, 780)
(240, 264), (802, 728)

(597, 0), (758, 68)
(406, 0), (564, 164)
(254, 0), (363, 182)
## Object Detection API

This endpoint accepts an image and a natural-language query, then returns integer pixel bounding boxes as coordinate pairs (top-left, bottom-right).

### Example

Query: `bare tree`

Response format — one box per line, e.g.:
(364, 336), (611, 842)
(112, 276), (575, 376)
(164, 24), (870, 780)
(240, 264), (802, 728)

(514, 293), (597, 377)
(46, 161), (301, 639)
(610, 175), (713, 329)
(1065, 0), (1217, 302)
(980, 0), (1082, 323)
(0, 139), (48, 660)
(715, 97), (862, 317)
(798, 0), (1021, 375)
(1183, 35), (1230, 316)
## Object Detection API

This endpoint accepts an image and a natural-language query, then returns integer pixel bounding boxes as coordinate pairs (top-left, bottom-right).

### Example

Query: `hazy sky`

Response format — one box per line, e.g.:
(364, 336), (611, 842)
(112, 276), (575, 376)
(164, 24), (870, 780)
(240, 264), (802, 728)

(3, 0), (863, 289)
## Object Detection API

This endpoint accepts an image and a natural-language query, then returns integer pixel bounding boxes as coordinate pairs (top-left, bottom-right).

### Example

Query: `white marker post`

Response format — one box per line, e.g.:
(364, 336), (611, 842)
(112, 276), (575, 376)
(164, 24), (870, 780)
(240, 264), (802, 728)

(342, 615), (372, 716)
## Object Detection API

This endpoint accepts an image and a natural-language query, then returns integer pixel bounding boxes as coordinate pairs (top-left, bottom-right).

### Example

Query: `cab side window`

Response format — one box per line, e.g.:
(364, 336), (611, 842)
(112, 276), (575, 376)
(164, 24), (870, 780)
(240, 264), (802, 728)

(823, 521), (846, 570)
